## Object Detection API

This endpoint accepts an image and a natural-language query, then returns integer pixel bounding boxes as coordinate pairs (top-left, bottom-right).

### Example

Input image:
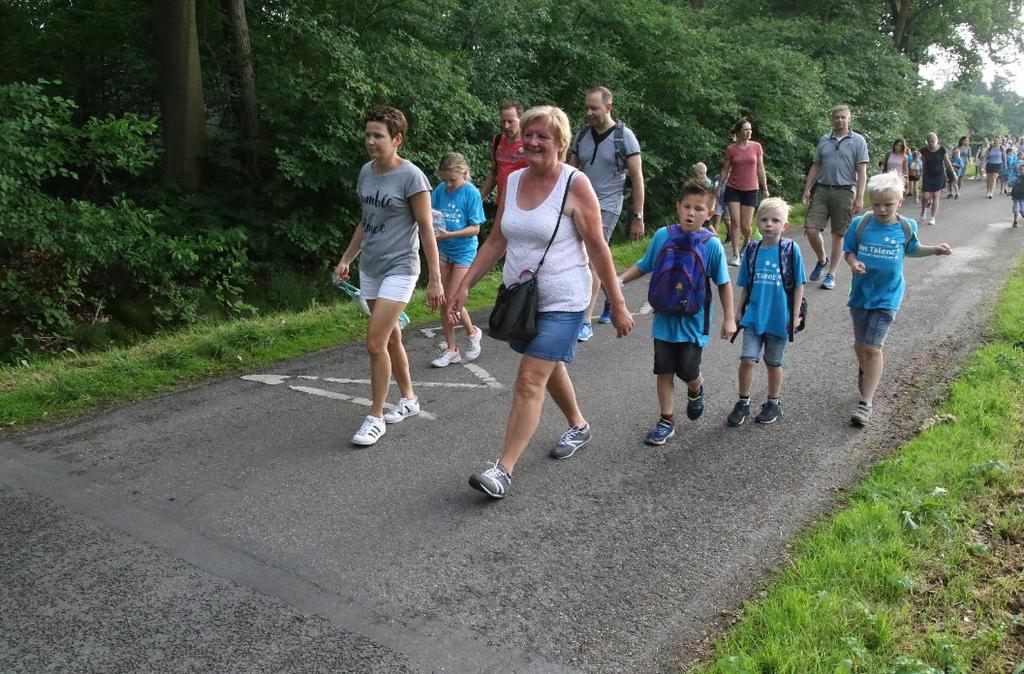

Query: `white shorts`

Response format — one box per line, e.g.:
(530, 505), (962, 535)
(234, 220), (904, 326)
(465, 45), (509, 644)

(359, 272), (417, 303)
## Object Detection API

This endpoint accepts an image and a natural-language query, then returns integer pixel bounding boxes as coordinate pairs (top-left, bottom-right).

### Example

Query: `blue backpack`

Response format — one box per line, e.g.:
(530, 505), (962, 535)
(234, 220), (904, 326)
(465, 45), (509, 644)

(648, 226), (715, 334)
(739, 237), (807, 342)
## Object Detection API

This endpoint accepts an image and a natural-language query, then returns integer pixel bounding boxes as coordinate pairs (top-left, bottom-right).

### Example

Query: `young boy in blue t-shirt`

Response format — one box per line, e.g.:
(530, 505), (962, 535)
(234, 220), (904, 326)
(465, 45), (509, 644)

(844, 172), (952, 427)
(619, 180), (737, 445)
(727, 197), (806, 427)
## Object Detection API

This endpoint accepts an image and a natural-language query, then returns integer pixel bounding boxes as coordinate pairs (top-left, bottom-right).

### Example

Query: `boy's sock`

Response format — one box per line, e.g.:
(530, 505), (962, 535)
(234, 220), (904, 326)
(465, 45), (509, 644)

(660, 413), (675, 424)
(767, 397), (780, 404)
(858, 400), (873, 409)
(738, 395), (750, 402)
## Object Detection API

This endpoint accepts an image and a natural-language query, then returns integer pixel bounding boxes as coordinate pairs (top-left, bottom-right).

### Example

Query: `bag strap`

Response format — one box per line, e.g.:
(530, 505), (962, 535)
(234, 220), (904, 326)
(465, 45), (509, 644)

(613, 121), (627, 173)
(534, 169), (578, 274)
(491, 134), (501, 163)
(782, 240), (796, 342)
(571, 126), (589, 160)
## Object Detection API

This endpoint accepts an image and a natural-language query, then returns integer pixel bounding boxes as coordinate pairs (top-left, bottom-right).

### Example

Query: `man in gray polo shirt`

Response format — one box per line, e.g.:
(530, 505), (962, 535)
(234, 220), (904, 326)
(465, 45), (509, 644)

(569, 85), (646, 341)
(801, 105), (869, 290)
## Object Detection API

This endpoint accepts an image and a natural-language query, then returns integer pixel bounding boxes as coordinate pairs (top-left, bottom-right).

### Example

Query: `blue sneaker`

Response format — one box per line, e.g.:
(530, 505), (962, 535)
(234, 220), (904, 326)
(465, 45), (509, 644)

(598, 299), (612, 324)
(809, 257), (829, 282)
(686, 384), (705, 420)
(644, 418), (676, 445)
(577, 320), (594, 342)
(820, 273), (836, 290)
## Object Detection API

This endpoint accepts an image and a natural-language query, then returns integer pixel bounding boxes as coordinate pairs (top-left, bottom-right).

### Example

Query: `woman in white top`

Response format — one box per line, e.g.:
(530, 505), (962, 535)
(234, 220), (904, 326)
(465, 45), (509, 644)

(333, 106), (444, 447)
(448, 105), (634, 499)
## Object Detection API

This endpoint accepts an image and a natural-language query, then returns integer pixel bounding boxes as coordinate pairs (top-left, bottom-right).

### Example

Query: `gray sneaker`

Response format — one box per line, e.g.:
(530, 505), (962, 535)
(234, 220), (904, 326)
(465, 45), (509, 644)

(469, 462), (511, 499)
(755, 399), (782, 424)
(850, 402), (872, 427)
(549, 423), (592, 459)
(727, 399), (751, 427)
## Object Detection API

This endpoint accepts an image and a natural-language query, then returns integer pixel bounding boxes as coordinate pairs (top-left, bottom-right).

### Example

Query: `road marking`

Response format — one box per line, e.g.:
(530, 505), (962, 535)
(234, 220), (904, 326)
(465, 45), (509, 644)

(240, 374), (290, 385)
(288, 385), (437, 420)
(289, 375), (488, 390)
(419, 324), (467, 339)
(462, 363), (503, 389)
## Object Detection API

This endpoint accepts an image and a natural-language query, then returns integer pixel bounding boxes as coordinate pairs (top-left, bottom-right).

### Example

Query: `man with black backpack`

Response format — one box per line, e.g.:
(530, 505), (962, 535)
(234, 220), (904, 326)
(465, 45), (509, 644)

(569, 85), (646, 341)
(480, 100), (529, 207)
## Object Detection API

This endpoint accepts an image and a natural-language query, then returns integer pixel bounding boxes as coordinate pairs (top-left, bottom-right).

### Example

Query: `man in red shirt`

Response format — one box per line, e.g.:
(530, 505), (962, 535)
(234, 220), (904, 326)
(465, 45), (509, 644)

(481, 101), (529, 205)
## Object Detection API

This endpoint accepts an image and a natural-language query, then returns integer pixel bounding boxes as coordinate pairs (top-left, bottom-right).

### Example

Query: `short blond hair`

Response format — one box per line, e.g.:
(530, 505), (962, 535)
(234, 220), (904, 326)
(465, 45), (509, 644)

(867, 171), (904, 199)
(519, 105), (572, 161)
(437, 152), (470, 176)
(755, 196), (790, 223)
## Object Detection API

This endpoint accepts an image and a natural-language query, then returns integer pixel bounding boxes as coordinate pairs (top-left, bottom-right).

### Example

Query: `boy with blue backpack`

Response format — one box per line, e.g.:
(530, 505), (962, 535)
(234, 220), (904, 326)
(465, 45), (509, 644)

(619, 180), (736, 445)
(844, 171), (952, 427)
(727, 197), (806, 427)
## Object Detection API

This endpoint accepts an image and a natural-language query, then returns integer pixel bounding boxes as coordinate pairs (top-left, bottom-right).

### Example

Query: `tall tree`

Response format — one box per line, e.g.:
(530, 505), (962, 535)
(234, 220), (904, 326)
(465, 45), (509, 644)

(153, 0), (206, 191)
(222, 0), (260, 178)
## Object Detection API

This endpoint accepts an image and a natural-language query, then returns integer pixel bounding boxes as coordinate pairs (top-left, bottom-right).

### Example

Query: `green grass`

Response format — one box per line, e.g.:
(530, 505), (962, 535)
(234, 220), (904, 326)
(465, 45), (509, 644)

(688, 272), (1024, 674)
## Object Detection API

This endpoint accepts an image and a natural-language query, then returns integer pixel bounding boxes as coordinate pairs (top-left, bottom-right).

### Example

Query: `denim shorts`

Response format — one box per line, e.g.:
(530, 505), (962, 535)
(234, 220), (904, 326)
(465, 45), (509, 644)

(740, 330), (787, 367)
(438, 251), (473, 267)
(509, 311), (587, 363)
(850, 307), (897, 348)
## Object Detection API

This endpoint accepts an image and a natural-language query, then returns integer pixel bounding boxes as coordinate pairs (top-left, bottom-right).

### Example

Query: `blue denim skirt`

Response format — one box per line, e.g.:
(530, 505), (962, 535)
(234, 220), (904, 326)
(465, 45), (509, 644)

(509, 311), (587, 363)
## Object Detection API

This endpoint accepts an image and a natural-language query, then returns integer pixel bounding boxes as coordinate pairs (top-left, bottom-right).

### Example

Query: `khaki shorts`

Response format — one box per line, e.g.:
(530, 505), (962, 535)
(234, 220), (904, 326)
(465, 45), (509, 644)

(805, 186), (855, 236)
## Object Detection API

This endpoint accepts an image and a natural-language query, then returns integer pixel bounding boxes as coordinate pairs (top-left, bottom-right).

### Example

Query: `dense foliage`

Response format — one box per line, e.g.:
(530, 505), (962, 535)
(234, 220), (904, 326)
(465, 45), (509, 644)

(1, 0), (1022, 360)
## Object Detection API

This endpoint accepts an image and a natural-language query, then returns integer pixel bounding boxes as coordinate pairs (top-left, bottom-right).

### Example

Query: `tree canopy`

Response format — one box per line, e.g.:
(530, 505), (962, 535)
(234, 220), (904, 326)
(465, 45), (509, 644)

(1, 0), (1022, 358)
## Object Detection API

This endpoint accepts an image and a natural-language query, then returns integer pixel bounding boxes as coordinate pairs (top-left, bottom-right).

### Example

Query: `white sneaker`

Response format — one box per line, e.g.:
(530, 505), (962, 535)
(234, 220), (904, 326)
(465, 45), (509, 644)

(383, 397), (420, 424)
(352, 415), (386, 446)
(729, 255), (741, 267)
(463, 327), (482, 361)
(928, 217), (936, 226)
(431, 348), (462, 368)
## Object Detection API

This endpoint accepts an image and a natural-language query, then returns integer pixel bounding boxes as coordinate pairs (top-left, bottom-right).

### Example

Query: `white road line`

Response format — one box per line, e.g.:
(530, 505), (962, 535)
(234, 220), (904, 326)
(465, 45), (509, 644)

(419, 324), (466, 339)
(462, 363), (504, 389)
(322, 377), (484, 389)
(288, 385), (437, 421)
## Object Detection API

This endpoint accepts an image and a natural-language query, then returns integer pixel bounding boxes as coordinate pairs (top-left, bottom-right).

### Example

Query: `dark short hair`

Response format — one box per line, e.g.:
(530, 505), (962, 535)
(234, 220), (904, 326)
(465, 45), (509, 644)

(731, 117), (753, 135)
(365, 106), (407, 139)
(586, 85), (613, 104)
(676, 178), (716, 202)
(499, 100), (523, 117)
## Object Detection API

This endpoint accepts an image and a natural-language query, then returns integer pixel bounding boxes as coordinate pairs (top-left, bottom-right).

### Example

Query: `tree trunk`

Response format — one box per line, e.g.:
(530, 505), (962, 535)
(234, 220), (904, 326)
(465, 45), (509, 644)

(892, 0), (913, 53)
(221, 0), (260, 178)
(154, 0), (205, 192)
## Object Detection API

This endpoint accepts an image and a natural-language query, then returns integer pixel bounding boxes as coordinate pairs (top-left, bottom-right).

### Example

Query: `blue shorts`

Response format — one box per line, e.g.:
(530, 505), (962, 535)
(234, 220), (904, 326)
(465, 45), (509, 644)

(740, 330), (787, 367)
(509, 311), (587, 363)
(438, 250), (475, 267)
(850, 307), (897, 348)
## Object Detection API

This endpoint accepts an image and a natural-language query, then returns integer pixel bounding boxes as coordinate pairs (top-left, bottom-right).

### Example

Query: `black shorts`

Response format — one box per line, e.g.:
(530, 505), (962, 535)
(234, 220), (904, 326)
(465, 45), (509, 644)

(986, 162), (1003, 175)
(723, 185), (759, 207)
(653, 339), (703, 382)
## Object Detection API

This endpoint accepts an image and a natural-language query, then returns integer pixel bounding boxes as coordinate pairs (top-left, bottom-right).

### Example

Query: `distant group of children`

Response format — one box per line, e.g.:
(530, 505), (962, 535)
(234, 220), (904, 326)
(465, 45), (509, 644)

(617, 172), (950, 439)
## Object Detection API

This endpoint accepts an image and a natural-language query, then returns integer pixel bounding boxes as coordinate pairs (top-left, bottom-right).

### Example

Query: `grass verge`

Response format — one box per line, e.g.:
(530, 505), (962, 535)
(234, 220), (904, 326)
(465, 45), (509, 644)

(0, 237), (653, 429)
(688, 271), (1024, 674)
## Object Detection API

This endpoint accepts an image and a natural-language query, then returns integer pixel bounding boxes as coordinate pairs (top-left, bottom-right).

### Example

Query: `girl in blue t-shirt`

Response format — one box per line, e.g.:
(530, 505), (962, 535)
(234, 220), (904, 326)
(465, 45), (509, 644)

(429, 152), (485, 367)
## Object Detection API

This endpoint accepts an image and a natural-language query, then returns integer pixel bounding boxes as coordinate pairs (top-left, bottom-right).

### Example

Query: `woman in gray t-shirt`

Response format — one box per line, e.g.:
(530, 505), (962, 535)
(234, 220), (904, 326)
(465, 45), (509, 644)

(333, 106), (444, 447)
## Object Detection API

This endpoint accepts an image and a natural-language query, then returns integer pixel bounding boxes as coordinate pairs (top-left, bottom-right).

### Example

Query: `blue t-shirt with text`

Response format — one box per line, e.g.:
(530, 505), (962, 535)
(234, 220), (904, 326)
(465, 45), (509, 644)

(843, 214), (920, 311)
(431, 182), (484, 265)
(636, 226), (730, 347)
(737, 240), (806, 338)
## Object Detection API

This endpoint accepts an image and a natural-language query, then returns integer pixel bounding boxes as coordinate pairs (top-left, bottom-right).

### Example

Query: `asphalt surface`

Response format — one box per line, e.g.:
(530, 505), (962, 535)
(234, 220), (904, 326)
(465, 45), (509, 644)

(2, 182), (1022, 673)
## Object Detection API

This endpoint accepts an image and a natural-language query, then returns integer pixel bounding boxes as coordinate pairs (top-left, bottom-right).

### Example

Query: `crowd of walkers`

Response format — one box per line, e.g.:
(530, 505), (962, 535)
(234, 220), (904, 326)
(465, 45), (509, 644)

(334, 91), (1023, 499)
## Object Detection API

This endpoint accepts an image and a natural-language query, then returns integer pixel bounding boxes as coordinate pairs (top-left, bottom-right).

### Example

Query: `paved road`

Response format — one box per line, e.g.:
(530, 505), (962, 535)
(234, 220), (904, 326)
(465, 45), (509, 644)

(2, 183), (1022, 673)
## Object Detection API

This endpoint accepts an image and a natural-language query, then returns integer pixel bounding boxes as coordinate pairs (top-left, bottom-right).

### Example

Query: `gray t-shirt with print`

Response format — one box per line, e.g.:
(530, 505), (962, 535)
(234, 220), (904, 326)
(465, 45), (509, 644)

(571, 123), (641, 215)
(357, 160), (431, 278)
(812, 131), (869, 188)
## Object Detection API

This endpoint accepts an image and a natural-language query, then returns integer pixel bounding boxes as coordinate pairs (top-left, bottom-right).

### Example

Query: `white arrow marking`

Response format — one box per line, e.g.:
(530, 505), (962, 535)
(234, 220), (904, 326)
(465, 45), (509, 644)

(462, 363), (504, 389)
(419, 324), (466, 339)
(288, 386), (436, 421)
(322, 377), (484, 389)
(241, 374), (291, 385)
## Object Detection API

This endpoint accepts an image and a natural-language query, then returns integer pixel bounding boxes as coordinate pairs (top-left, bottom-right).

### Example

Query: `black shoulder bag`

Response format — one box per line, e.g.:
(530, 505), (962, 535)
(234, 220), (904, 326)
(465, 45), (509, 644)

(488, 170), (577, 342)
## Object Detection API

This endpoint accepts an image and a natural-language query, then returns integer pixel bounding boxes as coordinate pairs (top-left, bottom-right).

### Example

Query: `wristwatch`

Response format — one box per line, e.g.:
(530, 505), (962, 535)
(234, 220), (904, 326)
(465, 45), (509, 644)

(632, 212), (644, 220)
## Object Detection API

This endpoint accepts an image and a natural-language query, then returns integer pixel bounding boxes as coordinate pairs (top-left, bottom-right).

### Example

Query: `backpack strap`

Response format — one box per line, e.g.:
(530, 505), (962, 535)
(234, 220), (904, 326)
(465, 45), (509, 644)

(896, 215), (913, 252)
(570, 125), (590, 161)
(613, 121), (628, 174)
(491, 134), (501, 164)
(780, 239), (796, 342)
(696, 229), (715, 336)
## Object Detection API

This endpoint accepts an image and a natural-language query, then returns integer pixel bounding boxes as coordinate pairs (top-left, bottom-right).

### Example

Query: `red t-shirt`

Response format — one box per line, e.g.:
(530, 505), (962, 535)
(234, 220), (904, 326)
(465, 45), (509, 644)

(494, 135), (528, 201)
(725, 141), (763, 191)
